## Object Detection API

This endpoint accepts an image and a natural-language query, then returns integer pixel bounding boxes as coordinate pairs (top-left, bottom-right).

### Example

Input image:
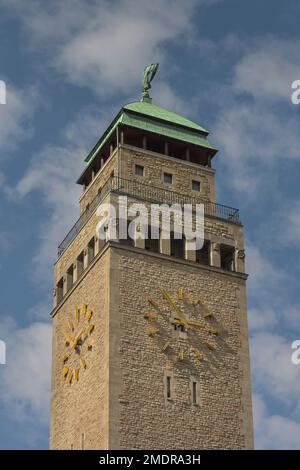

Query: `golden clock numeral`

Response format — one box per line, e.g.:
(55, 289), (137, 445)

(81, 304), (87, 317)
(147, 297), (159, 309)
(87, 324), (95, 335)
(74, 306), (80, 323)
(61, 366), (69, 379)
(161, 341), (171, 352)
(63, 331), (71, 345)
(144, 311), (158, 321)
(73, 368), (79, 382)
(176, 288), (185, 300)
(66, 370), (72, 384)
(85, 308), (92, 322)
(204, 340), (215, 350)
(61, 353), (69, 364)
(146, 327), (159, 337)
(80, 357), (87, 369)
(68, 319), (74, 332)
(190, 347), (203, 361)
(208, 327), (219, 335)
(177, 348), (185, 361)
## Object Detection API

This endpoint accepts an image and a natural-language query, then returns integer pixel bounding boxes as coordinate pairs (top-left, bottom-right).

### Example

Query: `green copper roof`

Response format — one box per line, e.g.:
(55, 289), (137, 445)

(123, 101), (208, 134)
(84, 100), (215, 165)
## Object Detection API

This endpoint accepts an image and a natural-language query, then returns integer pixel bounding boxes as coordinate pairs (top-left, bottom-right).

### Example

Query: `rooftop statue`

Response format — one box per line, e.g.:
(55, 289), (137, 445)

(141, 63), (159, 102)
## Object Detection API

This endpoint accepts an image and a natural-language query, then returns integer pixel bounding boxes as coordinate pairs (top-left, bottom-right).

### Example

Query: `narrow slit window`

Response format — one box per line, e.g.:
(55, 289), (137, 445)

(166, 376), (171, 399)
(192, 381), (197, 405)
(56, 277), (63, 305)
(87, 237), (95, 265)
(66, 264), (74, 292)
(77, 251), (84, 279)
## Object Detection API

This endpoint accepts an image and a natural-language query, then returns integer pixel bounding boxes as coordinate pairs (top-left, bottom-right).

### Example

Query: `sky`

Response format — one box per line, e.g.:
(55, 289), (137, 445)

(0, 0), (300, 450)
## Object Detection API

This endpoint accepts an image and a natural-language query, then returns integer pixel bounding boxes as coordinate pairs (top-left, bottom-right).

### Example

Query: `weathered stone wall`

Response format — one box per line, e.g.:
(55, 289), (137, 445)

(50, 251), (110, 450)
(79, 150), (119, 215)
(120, 145), (216, 202)
(108, 246), (253, 449)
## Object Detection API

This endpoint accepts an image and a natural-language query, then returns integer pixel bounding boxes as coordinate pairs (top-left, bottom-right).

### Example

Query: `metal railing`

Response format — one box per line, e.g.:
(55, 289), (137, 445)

(58, 176), (241, 256)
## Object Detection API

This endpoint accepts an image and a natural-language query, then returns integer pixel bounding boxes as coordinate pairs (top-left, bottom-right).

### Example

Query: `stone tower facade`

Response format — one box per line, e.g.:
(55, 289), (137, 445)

(50, 91), (253, 449)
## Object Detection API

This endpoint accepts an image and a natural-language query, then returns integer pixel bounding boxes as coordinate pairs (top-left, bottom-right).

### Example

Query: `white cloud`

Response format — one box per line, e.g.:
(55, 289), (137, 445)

(212, 37), (300, 195)
(0, 84), (37, 154)
(233, 38), (300, 102)
(250, 332), (300, 410)
(245, 245), (287, 297)
(0, 317), (52, 428)
(248, 307), (278, 332)
(0, 0), (200, 97)
(15, 108), (108, 282)
(253, 393), (300, 449)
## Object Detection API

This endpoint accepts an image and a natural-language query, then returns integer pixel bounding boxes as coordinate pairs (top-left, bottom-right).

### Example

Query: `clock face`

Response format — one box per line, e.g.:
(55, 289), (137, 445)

(61, 303), (95, 385)
(144, 288), (221, 365)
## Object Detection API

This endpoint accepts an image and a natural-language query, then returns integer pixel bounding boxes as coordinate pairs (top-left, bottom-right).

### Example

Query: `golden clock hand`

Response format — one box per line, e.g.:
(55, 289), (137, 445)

(160, 288), (188, 325)
(71, 326), (87, 350)
(187, 320), (219, 334)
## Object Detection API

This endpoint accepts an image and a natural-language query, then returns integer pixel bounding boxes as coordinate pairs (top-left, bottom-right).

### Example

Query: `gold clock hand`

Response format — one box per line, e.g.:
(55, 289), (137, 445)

(71, 326), (87, 350)
(160, 288), (188, 325)
(187, 320), (219, 334)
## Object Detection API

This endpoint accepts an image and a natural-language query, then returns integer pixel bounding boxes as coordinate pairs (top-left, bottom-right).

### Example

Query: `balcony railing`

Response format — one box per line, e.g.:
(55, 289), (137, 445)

(58, 176), (241, 256)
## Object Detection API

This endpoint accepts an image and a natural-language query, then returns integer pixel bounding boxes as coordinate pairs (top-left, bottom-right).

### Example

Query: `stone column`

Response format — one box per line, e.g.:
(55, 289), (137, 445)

(211, 242), (221, 268)
(160, 233), (171, 255)
(185, 241), (196, 262)
(142, 135), (147, 150)
(236, 249), (245, 273)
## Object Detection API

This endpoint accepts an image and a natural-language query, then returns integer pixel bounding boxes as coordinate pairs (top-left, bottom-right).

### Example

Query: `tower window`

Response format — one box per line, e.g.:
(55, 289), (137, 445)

(170, 232), (185, 259)
(192, 180), (201, 192)
(87, 237), (95, 265)
(196, 240), (210, 265)
(135, 164), (144, 177)
(166, 376), (172, 399)
(77, 251), (84, 279)
(119, 220), (134, 247)
(81, 433), (85, 450)
(145, 226), (160, 253)
(220, 244), (235, 272)
(56, 277), (64, 305)
(192, 381), (197, 405)
(163, 172), (173, 185)
(66, 264), (74, 291)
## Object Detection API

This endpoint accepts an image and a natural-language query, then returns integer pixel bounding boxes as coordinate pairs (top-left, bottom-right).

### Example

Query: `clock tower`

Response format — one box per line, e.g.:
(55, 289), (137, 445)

(50, 65), (253, 450)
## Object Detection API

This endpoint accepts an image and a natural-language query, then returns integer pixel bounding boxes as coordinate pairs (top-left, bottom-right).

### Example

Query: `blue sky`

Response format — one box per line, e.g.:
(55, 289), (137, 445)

(0, 0), (300, 450)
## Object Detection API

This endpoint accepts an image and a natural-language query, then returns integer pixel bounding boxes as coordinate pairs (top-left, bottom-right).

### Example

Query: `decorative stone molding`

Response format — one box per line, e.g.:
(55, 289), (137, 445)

(238, 249), (246, 259)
